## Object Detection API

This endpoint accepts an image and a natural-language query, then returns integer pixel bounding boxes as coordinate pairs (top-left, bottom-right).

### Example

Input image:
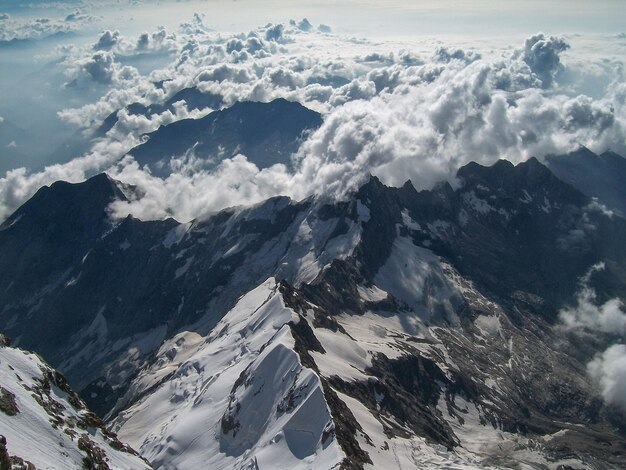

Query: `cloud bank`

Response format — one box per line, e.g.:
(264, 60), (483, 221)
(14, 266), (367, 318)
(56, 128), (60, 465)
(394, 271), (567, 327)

(0, 10), (96, 43)
(0, 19), (625, 224)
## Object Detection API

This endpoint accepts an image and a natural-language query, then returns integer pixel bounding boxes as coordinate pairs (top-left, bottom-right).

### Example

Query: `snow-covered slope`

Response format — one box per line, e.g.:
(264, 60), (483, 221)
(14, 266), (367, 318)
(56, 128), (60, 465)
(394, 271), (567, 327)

(110, 270), (624, 469)
(110, 279), (343, 470)
(2, 157), (626, 469)
(0, 335), (151, 470)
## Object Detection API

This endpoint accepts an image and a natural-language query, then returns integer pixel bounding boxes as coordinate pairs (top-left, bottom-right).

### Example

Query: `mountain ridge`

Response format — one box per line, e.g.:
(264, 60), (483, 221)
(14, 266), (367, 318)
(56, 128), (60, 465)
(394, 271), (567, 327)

(1, 155), (625, 469)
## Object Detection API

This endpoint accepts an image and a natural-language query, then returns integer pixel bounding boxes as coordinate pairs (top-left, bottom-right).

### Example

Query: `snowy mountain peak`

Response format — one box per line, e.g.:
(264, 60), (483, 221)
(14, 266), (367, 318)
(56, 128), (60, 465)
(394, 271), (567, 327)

(1, 157), (626, 468)
(0, 339), (150, 470)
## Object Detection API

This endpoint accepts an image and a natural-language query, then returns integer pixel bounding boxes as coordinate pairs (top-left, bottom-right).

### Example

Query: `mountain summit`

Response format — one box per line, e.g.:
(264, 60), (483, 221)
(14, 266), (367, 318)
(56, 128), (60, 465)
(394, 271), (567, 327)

(0, 157), (625, 469)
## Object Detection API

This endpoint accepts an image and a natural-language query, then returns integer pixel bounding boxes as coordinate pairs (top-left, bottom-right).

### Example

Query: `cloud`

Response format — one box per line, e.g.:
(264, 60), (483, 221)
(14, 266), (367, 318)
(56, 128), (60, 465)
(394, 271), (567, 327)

(434, 47), (481, 64)
(557, 263), (626, 412)
(107, 154), (290, 221)
(179, 12), (212, 35)
(1, 27), (626, 228)
(0, 12), (95, 42)
(559, 263), (626, 335)
(83, 50), (116, 83)
(265, 23), (284, 42)
(64, 50), (140, 86)
(289, 18), (313, 32)
(94, 29), (120, 50)
(587, 344), (626, 411)
(517, 33), (570, 87)
(318, 24), (331, 34)
(65, 10), (94, 23)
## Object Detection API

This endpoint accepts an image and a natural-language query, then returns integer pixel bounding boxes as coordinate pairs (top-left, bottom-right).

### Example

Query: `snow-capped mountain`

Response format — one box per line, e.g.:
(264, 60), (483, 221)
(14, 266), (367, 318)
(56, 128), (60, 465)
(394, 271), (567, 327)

(1, 156), (625, 468)
(127, 98), (322, 176)
(0, 334), (151, 470)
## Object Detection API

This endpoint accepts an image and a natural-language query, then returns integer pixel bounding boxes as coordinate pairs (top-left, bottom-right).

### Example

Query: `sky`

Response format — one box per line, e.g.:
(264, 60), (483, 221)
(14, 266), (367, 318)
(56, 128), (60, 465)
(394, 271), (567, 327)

(0, 0), (625, 412)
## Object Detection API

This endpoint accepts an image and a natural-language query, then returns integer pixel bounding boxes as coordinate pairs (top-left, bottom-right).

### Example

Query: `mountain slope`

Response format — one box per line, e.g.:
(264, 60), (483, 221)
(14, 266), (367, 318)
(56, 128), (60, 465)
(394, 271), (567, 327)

(110, 279), (344, 470)
(128, 98), (322, 176)
(1, 158), (625, 469)
(545, 147), (626, 217)
(0, 334), (151, 470)
(97, 87), (223, 137)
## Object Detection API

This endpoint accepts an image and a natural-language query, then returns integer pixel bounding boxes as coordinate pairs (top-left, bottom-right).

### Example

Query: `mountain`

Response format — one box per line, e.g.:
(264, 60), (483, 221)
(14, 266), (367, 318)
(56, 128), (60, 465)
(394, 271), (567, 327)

(0, 334), (151, 470)
(1, 158), (625, 468)
(97, 87), (224, 137)
(127, 98), (323, 176)
(545, 147), (626, 217)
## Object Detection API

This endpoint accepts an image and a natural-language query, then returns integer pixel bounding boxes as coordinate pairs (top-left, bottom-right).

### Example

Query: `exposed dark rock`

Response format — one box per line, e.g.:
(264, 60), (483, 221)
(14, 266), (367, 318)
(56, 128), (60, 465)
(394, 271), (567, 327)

(546, 147), (626, 216)
(0, 436), (9, 470)
(78, 434), (109, 470)
(0, 436), (36, 470)
(129, 98), (322, 177)
(327, 353), (459, 450)
(321, 379), (372, 470)
(0, 387), (18, 416)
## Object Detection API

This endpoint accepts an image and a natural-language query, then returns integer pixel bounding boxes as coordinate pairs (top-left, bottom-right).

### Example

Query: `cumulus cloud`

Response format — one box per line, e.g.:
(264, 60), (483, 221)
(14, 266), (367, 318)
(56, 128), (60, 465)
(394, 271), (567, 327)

(83, 51), (116, 83)
(558, 263), (626, 411)
(265, 23), (284, 42)
(179, 12), (212, 35)
(1, 25), (625, 227)
(65, 10), (94, 23)
(107, 154), (289, 221)
(587, 344), (626, 411)
(517, 33), (570, 87)
(289, 18), (313, 32)
(64, 50), (140, 87)
(94, 30), (120, 50)
(559, 263), (626, 335)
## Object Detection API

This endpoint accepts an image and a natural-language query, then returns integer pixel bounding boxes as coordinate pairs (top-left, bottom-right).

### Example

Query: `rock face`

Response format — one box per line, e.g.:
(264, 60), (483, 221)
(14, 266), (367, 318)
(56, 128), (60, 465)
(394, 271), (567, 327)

(127, 98), (322, 176)
(1, 156), (626, 469)
(545, 146), (626, 217)
(0, 339), (151, 470)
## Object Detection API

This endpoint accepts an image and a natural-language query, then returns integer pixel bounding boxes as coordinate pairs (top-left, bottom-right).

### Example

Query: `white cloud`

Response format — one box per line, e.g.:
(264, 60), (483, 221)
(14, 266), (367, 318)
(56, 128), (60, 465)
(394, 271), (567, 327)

(587, 344), (626, 411)
(0, 12), (95, 42)
(559, 263), (626, 335)
(93, 29), (120, 50)
(558, 263), (626, 412)
(517, 33), (569, 87)
(1, 24), (625, 227)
